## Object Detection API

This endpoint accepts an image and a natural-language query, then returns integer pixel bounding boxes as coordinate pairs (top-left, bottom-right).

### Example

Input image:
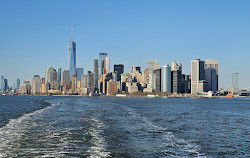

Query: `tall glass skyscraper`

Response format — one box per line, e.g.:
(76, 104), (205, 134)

(68, 41), (76, 80)
(99, 52), (108, 77)
(76, 68), (84, 81)
(93, 59), (99, 91)
(17, 78), (20, 89)
(1, 75), (4, 90)
(161, 65), (171, 92)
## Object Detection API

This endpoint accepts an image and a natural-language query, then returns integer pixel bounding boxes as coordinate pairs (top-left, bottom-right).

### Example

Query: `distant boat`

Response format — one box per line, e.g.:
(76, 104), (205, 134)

(2, 94), (7, 96)
(226, 94), (234, 98)
(116, 94), (127, 97)
(147, 94), (156, 98)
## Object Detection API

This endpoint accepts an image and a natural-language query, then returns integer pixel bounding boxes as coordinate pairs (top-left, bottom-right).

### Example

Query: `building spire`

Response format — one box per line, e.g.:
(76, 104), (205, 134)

(71, 26), (74, 41)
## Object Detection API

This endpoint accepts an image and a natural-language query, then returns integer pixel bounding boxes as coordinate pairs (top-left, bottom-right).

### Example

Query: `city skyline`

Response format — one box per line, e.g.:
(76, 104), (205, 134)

(1, 1), (250, 89)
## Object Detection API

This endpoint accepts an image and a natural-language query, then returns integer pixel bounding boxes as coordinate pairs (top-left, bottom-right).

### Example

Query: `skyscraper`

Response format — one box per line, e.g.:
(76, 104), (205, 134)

(104, 56), (110, 74)
(154, 69), (161, 92)
(93, 59), (99, 91)
(171, 60), (182, 73)
(1, 75), (4, 90)
(232, 73), (239, 93)
(17, 79), (20, 89)
(205, 67), (217, 92)
(161, 65), (171, 92)
(32, 75), (41, 94)
(147, 60), (159, 73)
(114, 64), (124, 81)
(99, 52), (108, 77)
(68, 41), (76, 79)
(61, 70), (71, 90)
(191, 59), (206, 95)
(58, 68), (62, 85)
(171, 70), (182, 93)
(76, 68), (84, 81)
(205, 59), (219, 90)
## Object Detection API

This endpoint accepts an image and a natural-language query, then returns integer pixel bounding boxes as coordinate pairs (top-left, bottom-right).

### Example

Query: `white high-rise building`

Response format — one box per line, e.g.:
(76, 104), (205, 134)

(161, 65), (171, 92)
(104, 56), (110, 73)
(171, 60), (182, 73)
(32, 75), (41, 94)
(191, 59), (206, 95)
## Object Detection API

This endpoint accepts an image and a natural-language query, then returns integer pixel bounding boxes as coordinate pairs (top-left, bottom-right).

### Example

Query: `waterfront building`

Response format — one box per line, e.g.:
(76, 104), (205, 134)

(19, 80), (31, 94)
(68, 41), (76, 79)
(232, 73), (239, 93)
(127, 83), (139, 93)
(3, 79), (8, 91)
(161, 65), (171, 92)
(191, 59), (205, 95)
(61, 70), (71, 90)
(171, 70), (182, 93)
(205, 59), (219, 91)
(171, 60), (182, 73)
(99, 72), (113, 94)
(99, 52), (108, 77)
(107, 80), (120, 95)
(1, 75), (4, 90)
(147, 60), (159, 73)
(114, 64), (124, 81)
(142, 69), (150, 86)
(104, 56), (110, 73)
(93, 59), (99, 91)
(16, 79), (20, 89)
(32, 75), (41, 94)
(205, 67), (217, 92)
(45, 67), (57, 82)
(76, 68), (84, 81)
(57, 68), (62, 88)
(148, 73), (155, 89)
(185, 75), (191, 93)
(41, 82), (49, 94)
(71, 74), (77, 93)
(154, 69), (161, 92)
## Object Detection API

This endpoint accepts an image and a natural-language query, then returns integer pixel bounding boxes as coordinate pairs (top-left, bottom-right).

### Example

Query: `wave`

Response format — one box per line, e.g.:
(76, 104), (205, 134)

(86, 118), (111, 158)
(0, 100), (58, 157)
(124, 107), (206, 157)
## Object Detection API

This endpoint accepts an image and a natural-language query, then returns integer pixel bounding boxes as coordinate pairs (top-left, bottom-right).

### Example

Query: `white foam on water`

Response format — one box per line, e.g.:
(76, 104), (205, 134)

(0, 102), (58, 157)
(125, 107), (206, 157)
(86, 118), (111, 158)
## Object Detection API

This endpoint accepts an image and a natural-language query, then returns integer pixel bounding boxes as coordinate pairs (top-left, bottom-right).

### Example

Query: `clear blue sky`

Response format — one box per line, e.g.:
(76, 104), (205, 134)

(0, 0), (250, 89)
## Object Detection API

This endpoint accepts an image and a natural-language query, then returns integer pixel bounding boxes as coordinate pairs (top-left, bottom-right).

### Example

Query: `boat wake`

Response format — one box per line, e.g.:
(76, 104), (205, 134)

(125, 106), (206, 157)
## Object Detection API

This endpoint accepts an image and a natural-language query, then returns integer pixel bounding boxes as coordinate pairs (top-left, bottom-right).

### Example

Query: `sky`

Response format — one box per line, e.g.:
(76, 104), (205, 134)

(0, 0), (250, 89)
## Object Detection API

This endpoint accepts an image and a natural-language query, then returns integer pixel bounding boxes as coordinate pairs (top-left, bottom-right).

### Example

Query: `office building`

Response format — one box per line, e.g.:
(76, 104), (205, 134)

(58, 68), (62, 84)
(1, 75), (4, 90)
(205, 67), (217, 92)
(19, 80), (31, 94)
(161, 65), (171, 92)
(171, 60), (182, 73)
(205, 59), (219, 90)
(99, 52), (108, 77)
(104, 56), (110, 73)
(171, 70), (182, 93)
(76, 68), (84, 81)
(93, 59), (99, 91)
(147, 60), (159, 73)
(154, 69), (161, 92)
(232, 73), (239, 93)
(16, 79), (20, 89)
(61, 70), (71, 90)
(68, 41), (76, 79)
(71, 74), (77, 93)
(114, 64), (124, 81)
(32, 75), (41, 94)
(191, 59), (206, 95)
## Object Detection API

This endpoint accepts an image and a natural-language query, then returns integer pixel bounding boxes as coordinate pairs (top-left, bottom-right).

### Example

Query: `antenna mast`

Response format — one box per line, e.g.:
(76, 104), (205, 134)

(71, 26), (74, 41)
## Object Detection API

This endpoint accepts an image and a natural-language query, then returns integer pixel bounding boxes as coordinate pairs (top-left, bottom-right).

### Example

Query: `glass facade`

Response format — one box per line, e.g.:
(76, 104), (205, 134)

(68, 41), (76, 80)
